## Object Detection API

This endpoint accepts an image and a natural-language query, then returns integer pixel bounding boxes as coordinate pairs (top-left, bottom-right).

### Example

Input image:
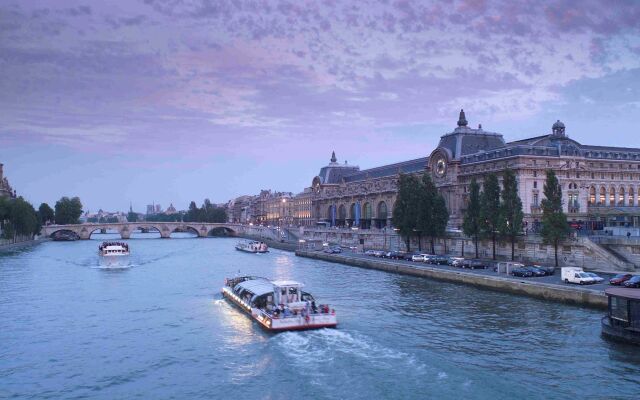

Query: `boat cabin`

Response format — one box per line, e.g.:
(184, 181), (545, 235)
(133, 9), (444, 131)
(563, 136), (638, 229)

(602, 287), (640, 345)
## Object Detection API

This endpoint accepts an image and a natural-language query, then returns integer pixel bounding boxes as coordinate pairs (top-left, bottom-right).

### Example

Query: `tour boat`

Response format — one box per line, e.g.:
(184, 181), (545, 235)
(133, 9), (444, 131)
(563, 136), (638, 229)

(601, 287), (640, 345)
(235, 241), (269, 253)
(98, 241), (130, 256)
(222, 276), (337, 332)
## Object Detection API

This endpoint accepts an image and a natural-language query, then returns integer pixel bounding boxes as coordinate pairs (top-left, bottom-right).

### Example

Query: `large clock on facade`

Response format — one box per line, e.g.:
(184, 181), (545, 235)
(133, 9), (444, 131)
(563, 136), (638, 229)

(435, 157), (447, 178)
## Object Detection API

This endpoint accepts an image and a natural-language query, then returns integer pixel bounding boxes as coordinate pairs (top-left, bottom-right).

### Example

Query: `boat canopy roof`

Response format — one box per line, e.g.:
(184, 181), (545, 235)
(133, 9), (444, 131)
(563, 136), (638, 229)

(235, 278), (274, 297)
(605, 287), (640, 300)
(272, 280), (303, 288)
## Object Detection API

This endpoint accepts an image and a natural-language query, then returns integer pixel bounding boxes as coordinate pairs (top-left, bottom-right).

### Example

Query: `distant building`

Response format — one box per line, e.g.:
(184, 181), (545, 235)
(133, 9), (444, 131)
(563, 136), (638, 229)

(146, 204), (154, 215)
(155, 204), (162, 213)
(293, 188), (313, 227)
(165, 203), (177, 214)
(0, 163), (16, 198)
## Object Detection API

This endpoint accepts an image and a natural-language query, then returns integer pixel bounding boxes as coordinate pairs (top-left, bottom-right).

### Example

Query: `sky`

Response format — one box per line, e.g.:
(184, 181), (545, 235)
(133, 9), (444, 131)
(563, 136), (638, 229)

(1, 0), (640, 213)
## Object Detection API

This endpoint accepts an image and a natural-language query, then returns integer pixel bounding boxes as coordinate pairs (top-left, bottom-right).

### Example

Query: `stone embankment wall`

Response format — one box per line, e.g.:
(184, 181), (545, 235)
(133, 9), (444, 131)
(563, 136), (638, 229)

(300, 228), (639, 272)
(0, 236), (48, 251)
(297, 250), (607, 309)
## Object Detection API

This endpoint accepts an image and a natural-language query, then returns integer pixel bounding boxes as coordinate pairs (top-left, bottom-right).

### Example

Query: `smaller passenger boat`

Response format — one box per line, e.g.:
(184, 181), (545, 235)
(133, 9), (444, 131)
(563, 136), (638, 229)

(235, 241), (268, 253)
(222, 276), (337, 331)
(601, 287), (640, 345)
(98, 241), (130, 257)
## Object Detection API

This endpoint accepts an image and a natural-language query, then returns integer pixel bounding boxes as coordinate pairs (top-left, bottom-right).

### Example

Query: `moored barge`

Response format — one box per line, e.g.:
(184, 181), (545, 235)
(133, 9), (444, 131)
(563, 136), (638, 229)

(235, 241), (269, 253)
(222, 276), (337, 332)
(601, 287), (640, 345)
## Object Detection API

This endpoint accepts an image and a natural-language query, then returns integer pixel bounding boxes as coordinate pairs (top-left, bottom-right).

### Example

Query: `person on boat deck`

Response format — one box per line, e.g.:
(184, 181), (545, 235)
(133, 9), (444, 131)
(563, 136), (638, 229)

(311, 301), (318, 314)
(283, 307), (291, 317)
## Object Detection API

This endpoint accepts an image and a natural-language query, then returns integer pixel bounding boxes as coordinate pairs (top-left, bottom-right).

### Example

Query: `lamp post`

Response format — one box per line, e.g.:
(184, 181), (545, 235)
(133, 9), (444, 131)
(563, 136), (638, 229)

(281, 198), (287, 242)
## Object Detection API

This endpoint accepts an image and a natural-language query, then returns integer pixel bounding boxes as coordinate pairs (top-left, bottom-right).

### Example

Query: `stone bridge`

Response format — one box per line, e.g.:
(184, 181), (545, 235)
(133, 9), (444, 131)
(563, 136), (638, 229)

(41, 222), (278, 240)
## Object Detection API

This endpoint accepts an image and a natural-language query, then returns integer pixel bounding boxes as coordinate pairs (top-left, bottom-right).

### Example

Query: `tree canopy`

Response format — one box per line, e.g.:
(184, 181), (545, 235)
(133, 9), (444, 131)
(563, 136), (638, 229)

(540, 169), (570, 266)
(183, 199), (227, 223)
(54, 196), (83, 225)
(462, 178), (481, 258)
(498, 169), (524, 260)
(0, 196), (40, 240)
(480, 173), (501, 260)
(418, 174), (449, 254)
(37, 203), (54, 225)
(392, 173), (421, 251)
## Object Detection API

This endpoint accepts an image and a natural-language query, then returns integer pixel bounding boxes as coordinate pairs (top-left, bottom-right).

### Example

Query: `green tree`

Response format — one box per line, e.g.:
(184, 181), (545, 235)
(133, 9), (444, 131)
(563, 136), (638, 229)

(540, 169), (571, 266)
(480, 173), (501, 260)
(11, 197), (40, 237)
(418, 174), (449, 254)
(462, 178), (482, 258)
(38, 203), (54, 225)
(127, 211), (138, 222)
(54, 196), (83, 224)
(392, 173), (421, 251)
(498, 169), (524, 260)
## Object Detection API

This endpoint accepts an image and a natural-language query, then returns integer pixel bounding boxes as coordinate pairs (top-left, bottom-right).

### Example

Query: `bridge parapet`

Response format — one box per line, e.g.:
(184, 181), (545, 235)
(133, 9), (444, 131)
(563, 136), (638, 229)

(42, 222), (247, 240)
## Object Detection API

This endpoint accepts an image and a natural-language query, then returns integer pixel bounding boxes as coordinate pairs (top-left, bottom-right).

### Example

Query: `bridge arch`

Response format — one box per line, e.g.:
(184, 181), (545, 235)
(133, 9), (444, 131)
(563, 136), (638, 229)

(48, 228), (81, 240)
(207, 226), (237, 237)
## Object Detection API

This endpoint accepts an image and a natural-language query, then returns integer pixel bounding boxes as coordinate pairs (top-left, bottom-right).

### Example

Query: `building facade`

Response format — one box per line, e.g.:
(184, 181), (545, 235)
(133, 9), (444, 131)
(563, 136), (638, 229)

(308, 110), (640, 231)
(293, 188), (314, 227)
(0, 163), (16, 198)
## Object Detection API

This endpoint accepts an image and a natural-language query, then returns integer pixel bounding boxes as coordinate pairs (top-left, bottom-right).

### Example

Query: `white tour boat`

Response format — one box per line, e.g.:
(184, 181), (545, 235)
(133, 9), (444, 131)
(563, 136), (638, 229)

(98, 241), (130, 256)
(222, 276), (337, 332)
(235, 241), (269, 254)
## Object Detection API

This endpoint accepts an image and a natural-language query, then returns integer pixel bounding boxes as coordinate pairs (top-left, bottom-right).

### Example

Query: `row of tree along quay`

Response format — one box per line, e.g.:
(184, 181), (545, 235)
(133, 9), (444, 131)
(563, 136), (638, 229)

(393, 173), (450, 254)
(0, 195), (80, 242)
(393, 169), (570, 266)
(127, 199), (227, 223)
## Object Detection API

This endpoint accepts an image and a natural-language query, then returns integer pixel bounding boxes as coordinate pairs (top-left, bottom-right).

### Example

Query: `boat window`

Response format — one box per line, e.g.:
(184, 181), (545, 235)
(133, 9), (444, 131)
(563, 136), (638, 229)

(610, 297), (629, 322)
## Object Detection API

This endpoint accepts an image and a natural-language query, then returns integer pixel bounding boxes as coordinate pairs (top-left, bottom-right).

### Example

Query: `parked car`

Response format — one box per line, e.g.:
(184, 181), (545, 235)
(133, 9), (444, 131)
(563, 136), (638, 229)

(373, 250), (386, 257)
(386, 251), (405, 259)
(523, 266), (547, 277)
(447, 257), (465, 267)
(411, 254), (425, 262)
(584, 272), (604, 283)
(324, 246), (342, 254)
(463, 259), (486, 269)
(403, 252), (419, 261)
(512, 267), (534, 277)
(528, 264), (555, 275)
(609, 274), (633, 285)
(431, 255), (449, 265)
(623, 276), (640, 288)
(364, 249), (376, 256)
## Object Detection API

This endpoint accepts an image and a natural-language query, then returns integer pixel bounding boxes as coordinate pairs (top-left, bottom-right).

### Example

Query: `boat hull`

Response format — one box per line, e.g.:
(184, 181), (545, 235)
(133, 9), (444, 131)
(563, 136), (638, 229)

(222, 287), (337, 332)
(235, 247), (268, 254)
(601, 316), (640, 345)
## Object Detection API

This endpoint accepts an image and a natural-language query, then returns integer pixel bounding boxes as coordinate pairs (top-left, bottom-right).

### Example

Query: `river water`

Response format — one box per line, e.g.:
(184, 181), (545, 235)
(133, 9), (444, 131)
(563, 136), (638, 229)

(1, 234), (639, 399)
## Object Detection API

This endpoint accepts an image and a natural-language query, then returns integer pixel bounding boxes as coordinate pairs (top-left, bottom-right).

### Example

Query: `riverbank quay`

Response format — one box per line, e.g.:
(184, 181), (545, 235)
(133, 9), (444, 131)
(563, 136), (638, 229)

(0, 236), (50, 252)
(296, 249), (608, 309)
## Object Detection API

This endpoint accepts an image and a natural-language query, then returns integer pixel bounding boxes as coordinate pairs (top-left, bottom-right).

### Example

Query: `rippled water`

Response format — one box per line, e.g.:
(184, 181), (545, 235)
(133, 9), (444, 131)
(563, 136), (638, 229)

(1, 234), (639, 399)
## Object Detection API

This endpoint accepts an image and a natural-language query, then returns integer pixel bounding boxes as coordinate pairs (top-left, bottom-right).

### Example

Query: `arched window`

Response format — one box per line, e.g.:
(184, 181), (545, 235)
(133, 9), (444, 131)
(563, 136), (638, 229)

(327, 206), (333, 219)
(610, 187), (616, 206)
(599, 187), (606, 205)
(629, 187), (635, 206)
(350, 203), (356, 220)
(338, 205), (346, 220)
(377, 201), (388, 219)
(619, 187), (625, 205)
(589, 186), (596, 205)
(363, 203), (372, 219)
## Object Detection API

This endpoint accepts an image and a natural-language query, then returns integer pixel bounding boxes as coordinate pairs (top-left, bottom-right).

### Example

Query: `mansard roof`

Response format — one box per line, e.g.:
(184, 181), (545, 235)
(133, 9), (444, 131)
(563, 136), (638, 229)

(343, 157), (428, 183)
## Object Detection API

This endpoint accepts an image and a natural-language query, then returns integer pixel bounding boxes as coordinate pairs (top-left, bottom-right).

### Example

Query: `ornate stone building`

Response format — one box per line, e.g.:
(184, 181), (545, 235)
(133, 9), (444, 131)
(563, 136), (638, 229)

(0, 163), (16, 198)
(309, 110), (640, 231)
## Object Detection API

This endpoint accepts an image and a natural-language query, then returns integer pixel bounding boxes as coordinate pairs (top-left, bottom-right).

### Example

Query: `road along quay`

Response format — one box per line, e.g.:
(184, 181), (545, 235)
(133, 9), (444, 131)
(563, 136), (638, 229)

(295, 250), (608, 309)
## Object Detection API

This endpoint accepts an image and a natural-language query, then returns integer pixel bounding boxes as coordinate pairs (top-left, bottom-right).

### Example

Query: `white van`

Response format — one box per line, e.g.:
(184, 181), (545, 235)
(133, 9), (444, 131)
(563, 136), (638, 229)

(561, 267), (594, 285)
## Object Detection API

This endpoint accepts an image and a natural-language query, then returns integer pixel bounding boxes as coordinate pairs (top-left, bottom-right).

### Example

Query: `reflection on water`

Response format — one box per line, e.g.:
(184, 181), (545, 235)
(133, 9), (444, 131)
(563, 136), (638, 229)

(0, 237), (639, 400)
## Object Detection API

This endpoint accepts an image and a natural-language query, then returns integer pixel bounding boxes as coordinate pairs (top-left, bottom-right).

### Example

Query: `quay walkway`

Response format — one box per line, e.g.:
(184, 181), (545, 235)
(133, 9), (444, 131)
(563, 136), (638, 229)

(295, 249), (610, 309)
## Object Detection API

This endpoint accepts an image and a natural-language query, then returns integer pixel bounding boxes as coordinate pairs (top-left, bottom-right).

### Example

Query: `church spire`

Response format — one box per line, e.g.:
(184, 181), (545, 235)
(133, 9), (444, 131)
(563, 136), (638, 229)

(330, 151), (337, 163)
(457, 109), (468, 127)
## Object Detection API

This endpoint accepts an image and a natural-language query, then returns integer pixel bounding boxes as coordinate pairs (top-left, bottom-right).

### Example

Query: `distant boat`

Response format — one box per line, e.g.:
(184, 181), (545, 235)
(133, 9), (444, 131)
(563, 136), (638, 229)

(235, 241), (268, 253)
(99, 241), (130, 256)
(222, 276), (337, 332)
